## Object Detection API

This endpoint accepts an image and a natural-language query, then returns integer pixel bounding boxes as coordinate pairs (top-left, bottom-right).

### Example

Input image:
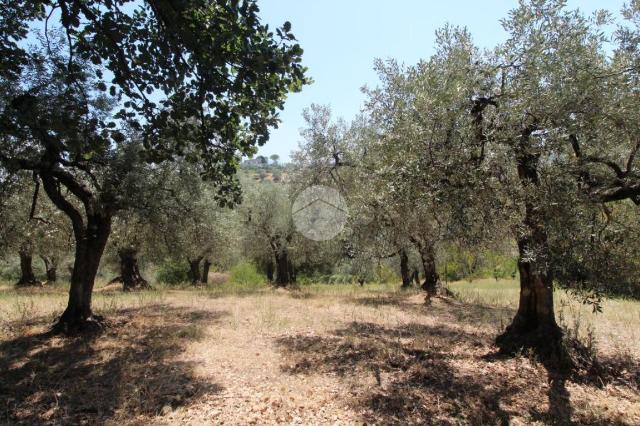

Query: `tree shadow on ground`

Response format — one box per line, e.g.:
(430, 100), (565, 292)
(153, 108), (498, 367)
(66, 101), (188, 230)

(349, 292), (515, 334)
(276, 320), (640, 425)
(276, 321), (517, 425)
(0, 305), (225, 424)
(532, 351), (640, 425)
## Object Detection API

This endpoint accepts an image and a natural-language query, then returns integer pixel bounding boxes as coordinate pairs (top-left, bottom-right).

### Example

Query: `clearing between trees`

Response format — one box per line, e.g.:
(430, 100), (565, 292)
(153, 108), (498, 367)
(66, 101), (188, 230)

(1, 280), (638, 425)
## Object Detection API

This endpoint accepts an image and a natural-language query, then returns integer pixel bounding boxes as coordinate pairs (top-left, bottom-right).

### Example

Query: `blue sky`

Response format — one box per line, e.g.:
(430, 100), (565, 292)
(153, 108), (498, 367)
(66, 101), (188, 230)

(256, 0), (626, 162)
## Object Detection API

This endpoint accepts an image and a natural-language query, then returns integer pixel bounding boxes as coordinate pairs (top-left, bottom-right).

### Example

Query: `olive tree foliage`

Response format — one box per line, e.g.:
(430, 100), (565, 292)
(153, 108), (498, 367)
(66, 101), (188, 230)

(0, 0), (307, 331)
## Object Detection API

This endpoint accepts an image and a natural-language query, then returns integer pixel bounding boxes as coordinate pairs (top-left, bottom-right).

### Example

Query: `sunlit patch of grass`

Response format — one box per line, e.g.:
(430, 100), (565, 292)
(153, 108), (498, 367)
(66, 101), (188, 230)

(446, 278), (640, 356)
(446, 278), (520, 308)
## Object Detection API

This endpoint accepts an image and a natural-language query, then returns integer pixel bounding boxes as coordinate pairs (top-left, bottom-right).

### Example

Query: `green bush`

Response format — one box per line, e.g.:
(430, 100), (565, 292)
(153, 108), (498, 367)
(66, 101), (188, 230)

(0, 261), (20, 281)
(374, 264), (398, 284)
(229, 262), (264, 287)
(156, 260), (189, 285)
(442, 260), (465, 282)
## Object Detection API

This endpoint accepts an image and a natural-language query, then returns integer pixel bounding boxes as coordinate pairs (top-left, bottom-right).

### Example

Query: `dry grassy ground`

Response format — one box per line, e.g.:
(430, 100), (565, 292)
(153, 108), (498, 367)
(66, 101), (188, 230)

(0, 280), (638, 425)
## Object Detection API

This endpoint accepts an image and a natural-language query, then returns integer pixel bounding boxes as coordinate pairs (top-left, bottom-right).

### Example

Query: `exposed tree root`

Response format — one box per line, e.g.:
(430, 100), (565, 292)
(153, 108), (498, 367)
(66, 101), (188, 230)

(108, 276), (152, 291)
(15, 279), (43, 287)
(422, 282), (456, 305)
(495, 323), (613, 384)
(50, 314), (110, 336)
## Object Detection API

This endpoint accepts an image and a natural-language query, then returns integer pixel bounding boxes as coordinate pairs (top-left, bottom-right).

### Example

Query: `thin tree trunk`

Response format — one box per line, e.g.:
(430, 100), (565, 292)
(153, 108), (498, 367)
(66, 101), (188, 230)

(399, 249), (412, 288)
(496, 127), (563, 360)
(16, 246), (39, 287)
(119, 247), (149, 291)
(200, 259), (211, 284)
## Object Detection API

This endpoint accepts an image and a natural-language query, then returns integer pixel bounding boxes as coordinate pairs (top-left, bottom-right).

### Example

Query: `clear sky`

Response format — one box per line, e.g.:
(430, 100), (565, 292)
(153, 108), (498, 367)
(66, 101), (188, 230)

(255, 0), (626, 162)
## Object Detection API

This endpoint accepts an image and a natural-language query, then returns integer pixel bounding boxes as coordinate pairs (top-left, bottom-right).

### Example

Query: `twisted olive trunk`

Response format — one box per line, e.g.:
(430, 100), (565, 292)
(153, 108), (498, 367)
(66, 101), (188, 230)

(40, 255), (58, 282)
(399, 249), (412, 288)
(275, 250), (293, 286)
(16, 246), (39, 287)
(270, 238), (294, 287)
(496, 127), (563, 360)
(55, 214), (112, 332)
(412, 238), (440, 303)
(188, 257), (203, 285)
(119, 247), (149, 291)
(200, 259), (211, 284)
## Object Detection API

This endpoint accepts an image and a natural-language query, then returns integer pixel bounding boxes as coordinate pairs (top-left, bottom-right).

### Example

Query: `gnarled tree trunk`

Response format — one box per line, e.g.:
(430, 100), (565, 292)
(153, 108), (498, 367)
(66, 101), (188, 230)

(40, 255), (58, 282)
(275, 251), (290, 286)
(496, 127), (563, 360)
(399, 249), (412, 288)
(16, 246), (39, 287)
(274, 249), (294, 287)
(55, 213), (112, 332)
(265, 260), (274, 282)
(200, 259), (211, 284)
(118, 247), (149, 291)
(412, 238), (440, 303)
(270, 237), (294, 287)
(188, 257), (203, 285)
(412, 268), (420, 285)
(420, 244), (440, 303)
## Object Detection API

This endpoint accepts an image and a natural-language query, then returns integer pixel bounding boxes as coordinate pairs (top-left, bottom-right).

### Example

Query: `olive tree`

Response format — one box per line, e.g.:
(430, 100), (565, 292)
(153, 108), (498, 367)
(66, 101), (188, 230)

(0, 173), (72, 285)
(458, 0), (640, 358)
(149, 161), (237, 285)
(357, 27), (505, 299)
(242, 182), (298, 286)
(0, 1), (307, 331)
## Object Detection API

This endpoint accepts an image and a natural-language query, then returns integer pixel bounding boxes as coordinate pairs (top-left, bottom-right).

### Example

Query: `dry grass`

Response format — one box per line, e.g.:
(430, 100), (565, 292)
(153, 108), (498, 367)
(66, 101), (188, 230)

(0, 280), (638, 425)
(448, 278), (640, 359)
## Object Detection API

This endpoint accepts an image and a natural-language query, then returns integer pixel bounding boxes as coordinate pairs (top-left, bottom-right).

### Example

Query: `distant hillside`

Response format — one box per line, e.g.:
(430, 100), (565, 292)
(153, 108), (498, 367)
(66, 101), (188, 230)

(238, 165), (289, 184)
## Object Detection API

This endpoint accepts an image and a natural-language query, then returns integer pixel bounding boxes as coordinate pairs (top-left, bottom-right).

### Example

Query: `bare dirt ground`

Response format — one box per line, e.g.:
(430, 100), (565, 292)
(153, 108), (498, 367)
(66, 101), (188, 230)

(0, 286), (639, 425)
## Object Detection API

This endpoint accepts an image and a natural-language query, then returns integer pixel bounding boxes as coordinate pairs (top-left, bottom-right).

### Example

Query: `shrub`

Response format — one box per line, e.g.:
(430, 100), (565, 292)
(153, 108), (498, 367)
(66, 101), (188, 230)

(442, 260), (465, 282)
(375, 264), (398, 284)
(0, 261), (20, 281)
(229, 262), (264, 287)
(156, 260), (189, 285)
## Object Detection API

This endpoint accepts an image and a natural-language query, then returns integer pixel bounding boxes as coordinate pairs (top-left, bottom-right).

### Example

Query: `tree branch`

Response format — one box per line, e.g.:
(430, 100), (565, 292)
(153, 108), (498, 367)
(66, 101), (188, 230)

(40, 172), (85, 237)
